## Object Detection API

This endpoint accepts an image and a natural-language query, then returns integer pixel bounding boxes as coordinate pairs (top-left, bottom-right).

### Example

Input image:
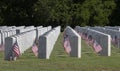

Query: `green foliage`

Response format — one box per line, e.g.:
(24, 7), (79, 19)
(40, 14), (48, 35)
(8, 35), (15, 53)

(109, 0), (120, 26)
(0, 0), (117, 28)
(79, 0), (116, 26)
(0, 0), (38, 25)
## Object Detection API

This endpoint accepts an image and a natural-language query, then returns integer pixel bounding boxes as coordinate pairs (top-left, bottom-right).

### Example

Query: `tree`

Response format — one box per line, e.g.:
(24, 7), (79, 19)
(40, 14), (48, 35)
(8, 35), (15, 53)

(0, 0), (38, 25)
(0, 0), (116, 29)
(78, 0), (115, 26)
(109, 0), (120, 26)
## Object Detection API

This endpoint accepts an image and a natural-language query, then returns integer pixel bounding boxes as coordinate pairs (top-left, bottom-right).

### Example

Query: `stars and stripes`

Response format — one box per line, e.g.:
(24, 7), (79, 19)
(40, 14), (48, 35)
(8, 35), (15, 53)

(93, 40), (102, 53)
(63, 32), (71, 54)
(76, 31), (102, 53)
(111, 36), (119, 46)
(32, 43), (38, 56)
(13, 43), (20, 57)
(0, 45), (4, 51)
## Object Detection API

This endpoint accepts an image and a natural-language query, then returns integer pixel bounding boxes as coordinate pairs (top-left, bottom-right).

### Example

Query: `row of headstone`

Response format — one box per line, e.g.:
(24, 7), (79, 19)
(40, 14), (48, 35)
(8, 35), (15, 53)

(0, 26), (40, 52)
(36, 26), (51, 40)
(5, 30), (36, 60)
(1, 29), (16, 45)
(105, 26), (120, 31)
(90, 27), (120, 48)
(0, 27), (17, 51)
(75, 26), (111, 56)
(0, 26), (32, 49)
(105, 29), (120, 48)
(63, 26), (81, 58)
(4, 26), (60, 61)
(3, 25), (118, 61)
(36, 26), (43, 29)
(35, 26), (51, 46)
(25, 26), (34, 29)
(16, 26), (35, 34)
(12, 26), (25, 30)
(38, 26), (61, 59)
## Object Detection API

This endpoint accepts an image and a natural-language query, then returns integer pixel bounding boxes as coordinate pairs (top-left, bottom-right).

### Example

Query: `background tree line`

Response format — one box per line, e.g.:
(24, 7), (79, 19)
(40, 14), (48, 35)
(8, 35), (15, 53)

(0, 0), (119, 30)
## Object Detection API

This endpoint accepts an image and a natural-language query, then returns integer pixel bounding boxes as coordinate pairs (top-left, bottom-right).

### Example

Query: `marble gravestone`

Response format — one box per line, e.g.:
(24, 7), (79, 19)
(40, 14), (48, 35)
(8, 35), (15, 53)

(64, 26), (81, 58)
(90, 27), (120, 48)
(75, 26), (111, 56)
(5, 30), (36, 60)
(38, 26), (60, 59)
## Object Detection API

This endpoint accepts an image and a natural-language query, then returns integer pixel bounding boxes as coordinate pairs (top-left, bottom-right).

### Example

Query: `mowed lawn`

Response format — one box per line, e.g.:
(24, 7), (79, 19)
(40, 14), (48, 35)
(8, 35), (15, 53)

(0, 33), (120, 71)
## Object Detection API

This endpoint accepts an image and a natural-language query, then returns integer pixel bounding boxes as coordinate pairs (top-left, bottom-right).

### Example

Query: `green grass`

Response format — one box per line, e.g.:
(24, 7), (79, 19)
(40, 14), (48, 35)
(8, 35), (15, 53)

(1, 33), (120, 71)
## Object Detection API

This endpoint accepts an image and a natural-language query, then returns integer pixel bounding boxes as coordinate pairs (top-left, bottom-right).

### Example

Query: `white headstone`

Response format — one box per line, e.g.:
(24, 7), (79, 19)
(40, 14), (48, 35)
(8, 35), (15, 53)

(75, 26), (111, 56)
(38, 26), (60, 59)
(65, 26), (81, 58)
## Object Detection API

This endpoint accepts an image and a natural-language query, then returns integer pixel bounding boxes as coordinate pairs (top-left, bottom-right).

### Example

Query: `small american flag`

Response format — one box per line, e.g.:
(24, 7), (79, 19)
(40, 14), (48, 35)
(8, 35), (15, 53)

(82, 34), (86, 40)
(0, 45), (4, 51)
(32, 43), (38, 56)
(87, 39), (94, 46)
(111, 38), (119, 45)
(111, 37), (115, 44)
(13, 43), (20, 57)
(78, 32), (82, 37)
(93, 40), (102, 53)
(83, 33), (88, 40)
(63, 34), (71, 54)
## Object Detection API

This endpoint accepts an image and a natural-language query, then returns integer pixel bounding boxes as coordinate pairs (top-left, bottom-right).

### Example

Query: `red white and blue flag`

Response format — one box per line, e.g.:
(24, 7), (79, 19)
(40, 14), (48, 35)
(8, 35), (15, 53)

(93, 40), (102, 53)
(78, 32), (82, 37)
(63, 37), (71, 54)
(0, 45), (4, 51)
(32, 43), (38, 56)
(63, 34), (71, 54)
(82, 34), (86, 40)
(13, 43), (20, 57)
(87, 39), (94, 46)
(111, 38), (119, 45)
